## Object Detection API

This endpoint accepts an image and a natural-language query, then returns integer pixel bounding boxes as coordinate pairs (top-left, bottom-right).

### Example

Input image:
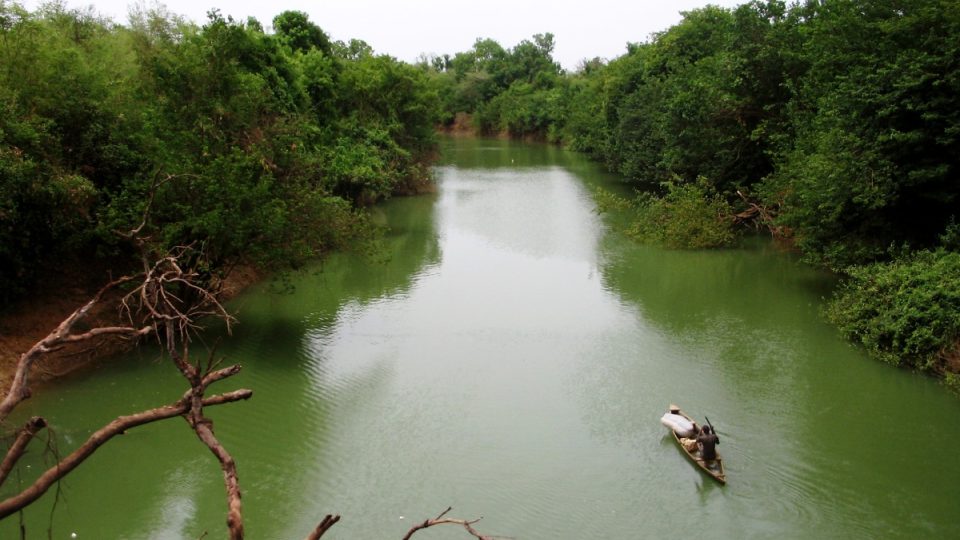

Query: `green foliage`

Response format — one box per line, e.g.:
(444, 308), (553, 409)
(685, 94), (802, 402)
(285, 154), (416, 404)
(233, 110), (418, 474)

(322, 129), (404, 203)
(297, 48), (338, 118)
(322, 52), (437, 200)
(558, 3), (788, 194)
(0, 2), (143, 302)
(0, 3), (439, 304)
(332, 53), (437, 153)
(826, 250), (960, 372)
(626, 180), (736, 249)
(272, 11), (331, 54)
(479, 82), (564, 138)
(940, 219), (960, 252)
(591, 187), (633, 215)
(761, 0), (960, 267)
(0, 142), (42, 302)
(429, 33), (564, 138)
(559, 0), (959, 271)
(944, 372), (960, 397)
(562, 69), (609, 157)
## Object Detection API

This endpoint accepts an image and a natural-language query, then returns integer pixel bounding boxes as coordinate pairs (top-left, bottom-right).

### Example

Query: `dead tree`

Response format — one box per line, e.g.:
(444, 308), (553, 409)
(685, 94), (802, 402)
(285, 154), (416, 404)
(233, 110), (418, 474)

(0, 173), (496, 538)
(0, 247), (256, 536)
(0, 252), (499, 539)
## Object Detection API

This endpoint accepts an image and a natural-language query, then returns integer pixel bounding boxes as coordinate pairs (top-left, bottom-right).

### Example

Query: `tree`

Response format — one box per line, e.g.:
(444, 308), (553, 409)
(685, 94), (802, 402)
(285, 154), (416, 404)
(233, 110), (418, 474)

(433, 34), (567, 139)
(272, 10), (331, 54)
(761, 0), (960, 266)
(503, 32), (561, 88)
(0, 3), (145, 303)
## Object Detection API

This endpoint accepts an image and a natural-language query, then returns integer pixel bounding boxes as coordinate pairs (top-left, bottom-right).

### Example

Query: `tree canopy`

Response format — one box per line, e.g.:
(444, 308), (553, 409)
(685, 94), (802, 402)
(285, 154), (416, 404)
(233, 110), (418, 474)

(0, 4), (439, 305)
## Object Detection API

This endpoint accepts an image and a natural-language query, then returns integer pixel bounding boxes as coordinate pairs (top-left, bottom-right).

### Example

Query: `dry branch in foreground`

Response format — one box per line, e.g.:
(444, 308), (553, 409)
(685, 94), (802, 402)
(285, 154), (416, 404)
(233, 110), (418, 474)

(401, 507), (496, 540)
(0, 241), (500, 539)
(0, 244), (258, 536)
(0, 389), (251, 520)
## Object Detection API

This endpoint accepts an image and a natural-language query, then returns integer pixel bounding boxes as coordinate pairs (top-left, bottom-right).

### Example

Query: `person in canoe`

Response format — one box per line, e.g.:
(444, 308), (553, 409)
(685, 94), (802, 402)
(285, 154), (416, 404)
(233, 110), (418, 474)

(697, 424), (720, 461)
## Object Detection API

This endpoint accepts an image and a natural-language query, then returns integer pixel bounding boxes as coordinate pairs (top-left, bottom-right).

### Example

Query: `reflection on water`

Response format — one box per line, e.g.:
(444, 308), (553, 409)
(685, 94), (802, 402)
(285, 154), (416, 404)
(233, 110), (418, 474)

(3, 137), (959, 539)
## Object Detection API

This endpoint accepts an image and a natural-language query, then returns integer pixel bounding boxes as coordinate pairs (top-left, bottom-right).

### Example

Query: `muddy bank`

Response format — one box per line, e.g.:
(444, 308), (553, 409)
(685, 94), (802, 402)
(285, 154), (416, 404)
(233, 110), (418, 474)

(0, 265), (262, 390)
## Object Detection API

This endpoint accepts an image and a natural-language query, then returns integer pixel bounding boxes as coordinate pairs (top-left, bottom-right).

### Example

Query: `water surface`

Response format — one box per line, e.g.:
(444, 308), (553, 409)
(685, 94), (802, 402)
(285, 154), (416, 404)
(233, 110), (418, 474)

(3, 137), (959, 539)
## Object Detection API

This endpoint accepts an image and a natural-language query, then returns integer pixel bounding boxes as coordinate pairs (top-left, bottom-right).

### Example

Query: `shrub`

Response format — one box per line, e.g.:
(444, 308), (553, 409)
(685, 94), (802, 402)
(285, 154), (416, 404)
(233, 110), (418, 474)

(826, 250), (960, 372)
(627, 179), (736, 249)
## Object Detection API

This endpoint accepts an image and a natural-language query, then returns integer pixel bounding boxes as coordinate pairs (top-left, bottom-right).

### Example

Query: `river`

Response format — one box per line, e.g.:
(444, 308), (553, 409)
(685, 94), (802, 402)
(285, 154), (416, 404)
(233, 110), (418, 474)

(3, 137), (959, 539)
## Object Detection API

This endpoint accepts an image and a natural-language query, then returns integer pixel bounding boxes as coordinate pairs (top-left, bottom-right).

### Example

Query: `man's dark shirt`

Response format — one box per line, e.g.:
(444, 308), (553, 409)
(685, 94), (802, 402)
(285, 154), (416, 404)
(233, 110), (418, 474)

(697, 432), (720, 460)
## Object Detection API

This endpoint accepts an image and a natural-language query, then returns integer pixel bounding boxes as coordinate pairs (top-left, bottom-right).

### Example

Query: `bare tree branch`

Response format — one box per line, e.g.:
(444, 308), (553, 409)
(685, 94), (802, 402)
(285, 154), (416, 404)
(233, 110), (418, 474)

(121, 249), (235, 346)
(0, 389), (252, 520)
(0, 197), (256, 537)
(157, 315), (244, 539)
(0, 276), (150, 422)
(304, 514), (341, 540)
(189, 419), (244, 539)
(0, 417), (46, 486)
(401, 507), (495, 540)
(58, 325), (154, 344)
(202, 364), (242, 387)
(732, 189), (786, 238)
(118, 171), (190, 242)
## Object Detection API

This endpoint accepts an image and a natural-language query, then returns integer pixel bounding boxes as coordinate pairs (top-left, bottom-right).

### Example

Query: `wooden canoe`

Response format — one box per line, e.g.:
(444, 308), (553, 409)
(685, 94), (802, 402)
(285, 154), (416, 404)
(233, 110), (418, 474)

(666, 404), (726, 484)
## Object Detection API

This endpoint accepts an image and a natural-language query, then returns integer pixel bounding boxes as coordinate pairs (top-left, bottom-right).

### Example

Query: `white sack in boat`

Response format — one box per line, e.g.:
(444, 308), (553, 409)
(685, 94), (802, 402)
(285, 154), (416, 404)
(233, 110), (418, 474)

(660, 412), (695, 437)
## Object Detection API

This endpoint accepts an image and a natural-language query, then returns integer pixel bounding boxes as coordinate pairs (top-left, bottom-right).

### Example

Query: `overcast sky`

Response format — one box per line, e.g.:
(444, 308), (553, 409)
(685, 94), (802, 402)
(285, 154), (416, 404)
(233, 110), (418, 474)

(21, 0), (746, 69)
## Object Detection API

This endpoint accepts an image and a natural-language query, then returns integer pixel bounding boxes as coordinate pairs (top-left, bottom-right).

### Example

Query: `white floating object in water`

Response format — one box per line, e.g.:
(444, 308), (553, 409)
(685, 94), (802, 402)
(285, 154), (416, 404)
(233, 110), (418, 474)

(399, 516), (404, 520)
(71, 534), (78, 538)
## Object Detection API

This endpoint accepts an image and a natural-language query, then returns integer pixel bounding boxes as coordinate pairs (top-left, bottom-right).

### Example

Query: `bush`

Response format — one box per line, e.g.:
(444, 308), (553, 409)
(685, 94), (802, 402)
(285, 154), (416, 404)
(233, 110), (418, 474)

(826, 250), (960, 372)
(945, 372), (960, 397)
(626, 179), (736, 249)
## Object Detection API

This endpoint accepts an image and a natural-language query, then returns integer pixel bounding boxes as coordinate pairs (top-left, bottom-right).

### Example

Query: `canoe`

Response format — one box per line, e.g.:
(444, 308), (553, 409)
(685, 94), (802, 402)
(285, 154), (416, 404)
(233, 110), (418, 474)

(665, 404), (726, 484)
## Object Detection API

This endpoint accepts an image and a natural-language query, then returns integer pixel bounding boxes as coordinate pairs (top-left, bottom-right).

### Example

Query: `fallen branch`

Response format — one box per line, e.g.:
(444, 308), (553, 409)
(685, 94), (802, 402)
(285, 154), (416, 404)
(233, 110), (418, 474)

(0, 276), (152, 422)
(0, 197), (252, 537)
(402, 507), (494, 540)
(304, 514), (341, 540)
(732, 190), (786, 238)
(0, 389), (252, 520)
(121, 248), (234, 348)
(0, 417), (47, 486)
(161, 322), (245, 539)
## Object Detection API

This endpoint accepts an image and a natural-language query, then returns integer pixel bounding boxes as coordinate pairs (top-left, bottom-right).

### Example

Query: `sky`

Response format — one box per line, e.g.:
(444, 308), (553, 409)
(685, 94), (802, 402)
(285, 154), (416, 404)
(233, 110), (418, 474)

(21, 0), (746, 70)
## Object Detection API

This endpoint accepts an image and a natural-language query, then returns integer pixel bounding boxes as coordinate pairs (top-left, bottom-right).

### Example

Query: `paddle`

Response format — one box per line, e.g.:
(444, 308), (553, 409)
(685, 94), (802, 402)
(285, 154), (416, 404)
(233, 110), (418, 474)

(705, 416), (720, 441)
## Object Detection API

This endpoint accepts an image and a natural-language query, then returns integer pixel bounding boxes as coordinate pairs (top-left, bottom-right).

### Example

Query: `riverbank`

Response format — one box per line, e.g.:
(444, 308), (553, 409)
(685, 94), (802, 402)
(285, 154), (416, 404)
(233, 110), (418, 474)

(0, 264), (263, 390)
(437, 113), (551, 143)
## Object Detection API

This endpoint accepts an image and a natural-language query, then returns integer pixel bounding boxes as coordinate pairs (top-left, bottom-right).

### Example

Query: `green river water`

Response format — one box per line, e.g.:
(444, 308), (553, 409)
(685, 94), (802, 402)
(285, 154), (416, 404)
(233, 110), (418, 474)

(3, 137), (959, 539)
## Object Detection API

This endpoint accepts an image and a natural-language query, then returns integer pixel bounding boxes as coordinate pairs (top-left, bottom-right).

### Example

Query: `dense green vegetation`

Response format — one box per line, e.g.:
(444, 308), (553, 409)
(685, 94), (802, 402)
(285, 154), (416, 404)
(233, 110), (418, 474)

(2, 1), (957, 383)
(0, 2), (437, 304)
(627, 180), (736, 249)
(827, 248), (960, 377)
(426, 0), (959, 382)
(422, 33), (565, 139)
